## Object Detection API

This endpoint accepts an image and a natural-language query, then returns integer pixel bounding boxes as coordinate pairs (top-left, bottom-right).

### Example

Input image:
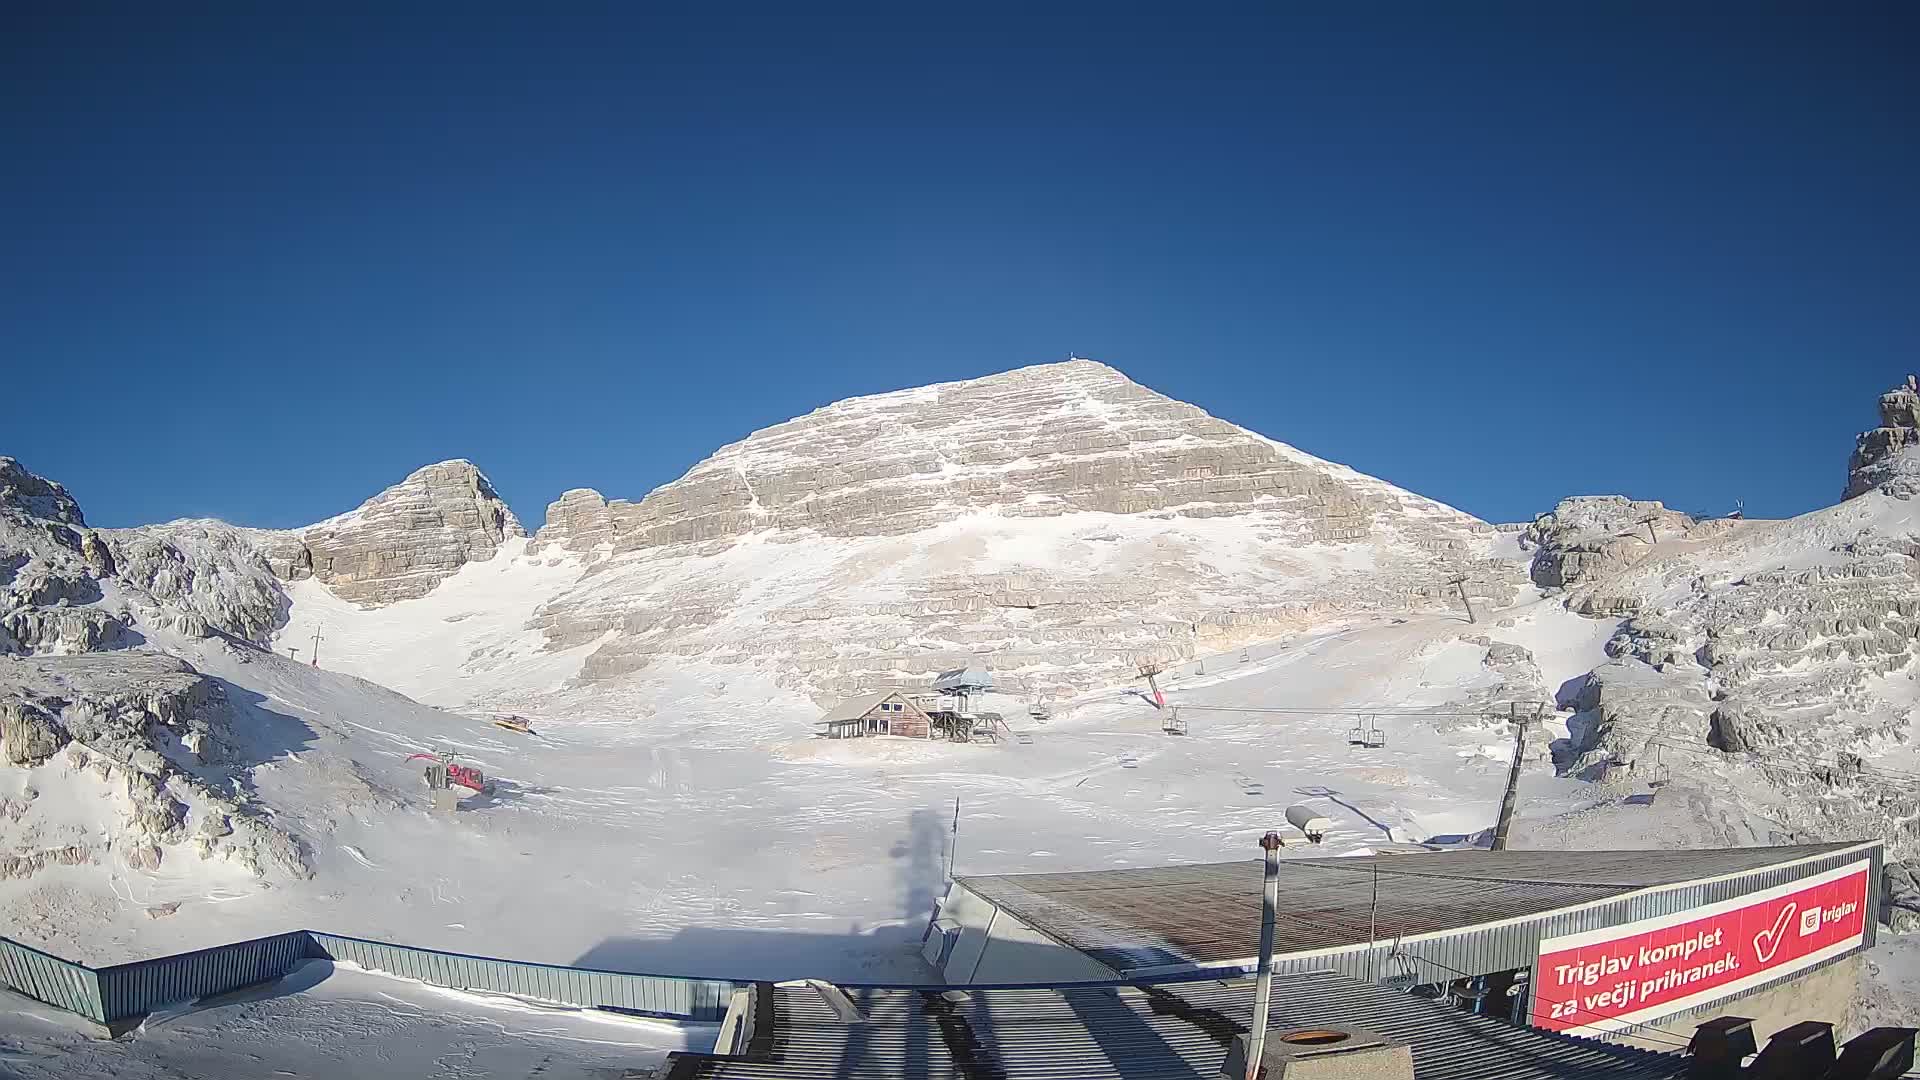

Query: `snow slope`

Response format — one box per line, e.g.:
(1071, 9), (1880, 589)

(275, 536), (597, 710)
(22, 575), (1640, 988)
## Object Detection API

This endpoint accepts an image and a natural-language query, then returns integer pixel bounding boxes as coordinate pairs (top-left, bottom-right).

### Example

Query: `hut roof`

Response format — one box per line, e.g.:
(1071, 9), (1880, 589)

(817, 691), (911, 725)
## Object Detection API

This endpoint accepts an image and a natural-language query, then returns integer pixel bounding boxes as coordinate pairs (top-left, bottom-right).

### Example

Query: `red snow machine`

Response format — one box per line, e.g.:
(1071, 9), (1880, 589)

(407, 752), (494, 796)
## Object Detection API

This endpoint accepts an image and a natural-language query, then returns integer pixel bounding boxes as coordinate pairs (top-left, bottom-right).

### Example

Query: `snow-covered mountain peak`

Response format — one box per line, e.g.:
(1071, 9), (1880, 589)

(478, 361), (1523, 703)
(529, 358), (1492, 563)
(307, 458), (522, 535)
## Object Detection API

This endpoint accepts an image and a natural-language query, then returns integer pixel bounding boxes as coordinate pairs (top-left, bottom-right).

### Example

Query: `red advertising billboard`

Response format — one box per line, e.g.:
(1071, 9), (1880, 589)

(1531, 859), (1870, 1036)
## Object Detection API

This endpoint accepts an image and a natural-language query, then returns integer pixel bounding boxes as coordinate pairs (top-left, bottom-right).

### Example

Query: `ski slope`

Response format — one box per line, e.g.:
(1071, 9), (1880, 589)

(21, 589), (1629, 988)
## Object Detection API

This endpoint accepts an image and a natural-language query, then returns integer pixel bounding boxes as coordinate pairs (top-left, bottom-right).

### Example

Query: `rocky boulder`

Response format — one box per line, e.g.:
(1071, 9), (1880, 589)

(0, 606), (131, 655)
(0, 700), (68, 765)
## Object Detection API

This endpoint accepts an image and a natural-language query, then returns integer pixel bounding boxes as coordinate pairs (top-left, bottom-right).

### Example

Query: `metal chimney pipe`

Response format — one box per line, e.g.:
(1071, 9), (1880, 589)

(1246, 831), (1284, 1080)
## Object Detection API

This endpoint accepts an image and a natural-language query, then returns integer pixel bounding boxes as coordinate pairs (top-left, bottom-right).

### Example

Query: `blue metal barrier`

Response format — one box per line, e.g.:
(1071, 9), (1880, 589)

(0, 935), (105, 1022)
(305, 931), (738, 1021)
(94, 930), (311, 1022)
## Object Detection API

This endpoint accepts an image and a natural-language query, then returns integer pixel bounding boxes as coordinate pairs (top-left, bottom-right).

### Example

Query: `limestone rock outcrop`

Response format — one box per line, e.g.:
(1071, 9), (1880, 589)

(106, 521), (289, 646)
(263, 460), (526, 606)
(1846, 375), (1920, 501)
(0, 699), (67, 765)
(1553, 504), (1920, 868)
(526, 488), (616, 556)
(0, 458), (311, 887)
(0, 652), (313, 882)
(1524, 496), (1694, 590)
(0, 457), (85, 525)
(2, 457), (136, 656)
(1535, 382), (1920, 872)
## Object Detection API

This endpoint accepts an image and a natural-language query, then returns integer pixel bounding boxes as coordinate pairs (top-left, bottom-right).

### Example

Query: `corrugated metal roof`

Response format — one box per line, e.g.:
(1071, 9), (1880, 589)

(669, 971), (1688, 1079)
(956, 844), (1863, 973)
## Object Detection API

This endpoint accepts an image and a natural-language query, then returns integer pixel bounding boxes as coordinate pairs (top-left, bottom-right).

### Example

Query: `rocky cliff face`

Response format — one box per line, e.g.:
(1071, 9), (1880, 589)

(264, 460), (525, 606)
(1524, 496), (1696, 590)
(1541, 384), (1920, 910)
(2, 457), (133, 655)
(104, 521), (289, 646)
(515, 361), (1518, 700)
(1846, 375), (1920, 501)
(1565, 527), (1920, 920)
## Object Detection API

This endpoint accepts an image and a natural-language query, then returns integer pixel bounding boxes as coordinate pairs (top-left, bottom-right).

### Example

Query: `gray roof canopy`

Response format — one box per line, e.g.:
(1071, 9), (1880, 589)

(931, 664), (993, 692)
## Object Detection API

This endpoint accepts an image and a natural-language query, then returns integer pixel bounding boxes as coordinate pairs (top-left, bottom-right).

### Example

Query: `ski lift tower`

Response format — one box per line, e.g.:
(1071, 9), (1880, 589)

(931, 663), (995, 719)
(1135, 659), (1167, 710)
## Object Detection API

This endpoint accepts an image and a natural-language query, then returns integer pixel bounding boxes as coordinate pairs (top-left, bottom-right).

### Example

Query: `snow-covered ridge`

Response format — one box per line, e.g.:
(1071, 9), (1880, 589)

(530, 359), (1494, 556)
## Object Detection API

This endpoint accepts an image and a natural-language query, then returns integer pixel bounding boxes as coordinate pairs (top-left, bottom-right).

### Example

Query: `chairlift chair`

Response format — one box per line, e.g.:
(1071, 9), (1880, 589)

(1645, 745), (1671, 789)
(1378, 945), (1421, 990)
(1347, 715), (1386, 749)
(1162, 708), (1187, 736)
(1448, 978), (1491, 1011)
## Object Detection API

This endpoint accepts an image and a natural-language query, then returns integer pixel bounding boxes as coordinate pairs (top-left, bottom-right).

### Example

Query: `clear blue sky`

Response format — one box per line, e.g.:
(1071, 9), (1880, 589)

(4, 6), (1915, 530)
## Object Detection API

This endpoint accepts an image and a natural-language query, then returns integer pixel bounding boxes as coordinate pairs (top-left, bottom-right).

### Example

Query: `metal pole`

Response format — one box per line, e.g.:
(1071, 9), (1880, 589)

(1490, 707), (1533, 850)
(1247, 832), (1283, 1080)
(1367, 863), (1379, 982)
(1449, 575), (1476, 624)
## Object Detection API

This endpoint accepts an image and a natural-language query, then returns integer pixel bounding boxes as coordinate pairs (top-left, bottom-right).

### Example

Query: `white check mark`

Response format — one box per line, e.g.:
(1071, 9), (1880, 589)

(1753, 903), (1796, 964)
